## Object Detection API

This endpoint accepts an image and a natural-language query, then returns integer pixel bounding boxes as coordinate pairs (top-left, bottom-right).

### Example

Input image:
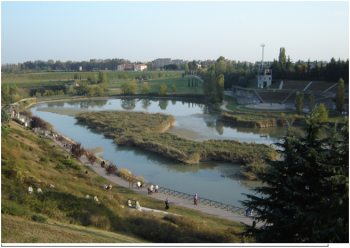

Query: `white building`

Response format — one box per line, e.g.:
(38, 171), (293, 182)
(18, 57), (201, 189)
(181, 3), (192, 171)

(154, 58), (172, 68)
(258, 69), (272, 88)
(134, 64), (147, 71)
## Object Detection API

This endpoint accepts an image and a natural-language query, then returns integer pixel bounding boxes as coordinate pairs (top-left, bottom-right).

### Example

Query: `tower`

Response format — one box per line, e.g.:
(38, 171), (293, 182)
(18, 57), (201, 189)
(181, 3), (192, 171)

(257, 44), (272, 89)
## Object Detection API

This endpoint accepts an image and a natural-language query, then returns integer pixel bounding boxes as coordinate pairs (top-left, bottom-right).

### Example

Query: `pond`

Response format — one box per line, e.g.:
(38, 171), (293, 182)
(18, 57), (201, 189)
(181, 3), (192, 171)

(31, 97), (287, 208)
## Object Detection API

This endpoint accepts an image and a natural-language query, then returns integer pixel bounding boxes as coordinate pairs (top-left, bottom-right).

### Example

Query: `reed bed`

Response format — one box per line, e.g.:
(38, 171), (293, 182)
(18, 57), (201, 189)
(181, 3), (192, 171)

(76, 111), (277, 165)
(221, 112), (299, 128)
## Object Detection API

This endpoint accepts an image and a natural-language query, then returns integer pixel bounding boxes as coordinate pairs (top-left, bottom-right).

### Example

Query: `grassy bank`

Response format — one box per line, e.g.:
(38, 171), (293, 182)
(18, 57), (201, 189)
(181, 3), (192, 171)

(75, 111), (277, 165)
(1, 121), (250, 243)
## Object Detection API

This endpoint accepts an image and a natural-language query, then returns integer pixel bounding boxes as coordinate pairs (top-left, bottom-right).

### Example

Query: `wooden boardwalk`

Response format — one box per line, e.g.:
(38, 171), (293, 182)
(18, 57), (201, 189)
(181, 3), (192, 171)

(52, 136), (263, 228)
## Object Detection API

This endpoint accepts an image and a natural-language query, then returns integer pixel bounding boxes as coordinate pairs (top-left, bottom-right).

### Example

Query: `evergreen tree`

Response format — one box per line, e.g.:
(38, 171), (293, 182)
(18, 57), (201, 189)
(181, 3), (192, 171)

(336, 78), (345, 113)
(1, 108), (10, 123)
(185, 64), (189, 75)
(241, 111), (349, 243)
(295, 91), (304, 115)
(278, 47), (287, 68)
(316, 103), (328, 122)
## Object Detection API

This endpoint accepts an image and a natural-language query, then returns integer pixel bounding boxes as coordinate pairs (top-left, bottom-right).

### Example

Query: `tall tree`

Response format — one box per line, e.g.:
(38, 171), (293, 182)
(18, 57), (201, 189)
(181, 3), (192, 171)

(216, 74), (225, 102)
(185, 64), (189, 75)
(336, 78), (345, 113)
(241, 111), (349, 243)
(98, 72), (107, 83)
(278, 47), (287, 68)
(295, 91), (304, 115)
(308, 93), (315, 112)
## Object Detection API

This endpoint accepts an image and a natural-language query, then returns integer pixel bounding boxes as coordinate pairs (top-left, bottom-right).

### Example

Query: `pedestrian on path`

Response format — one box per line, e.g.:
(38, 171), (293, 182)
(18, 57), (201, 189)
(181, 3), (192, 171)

(246, 207), (251, 217)
(165, 198), (169, 210)
(137, 181), (141, 189)
(155, 184), (159, 193)
(194, 194), (198, 205)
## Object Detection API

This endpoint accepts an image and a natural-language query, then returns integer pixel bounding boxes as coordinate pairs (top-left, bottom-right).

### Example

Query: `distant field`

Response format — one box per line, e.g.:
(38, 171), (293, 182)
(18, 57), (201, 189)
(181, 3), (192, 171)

(1, 71), (183, 85)
(1, 70), (203, 95)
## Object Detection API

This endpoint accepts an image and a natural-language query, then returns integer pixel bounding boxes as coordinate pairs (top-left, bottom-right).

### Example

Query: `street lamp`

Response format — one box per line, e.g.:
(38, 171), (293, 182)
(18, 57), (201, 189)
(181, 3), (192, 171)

(128, 172), (131, 190)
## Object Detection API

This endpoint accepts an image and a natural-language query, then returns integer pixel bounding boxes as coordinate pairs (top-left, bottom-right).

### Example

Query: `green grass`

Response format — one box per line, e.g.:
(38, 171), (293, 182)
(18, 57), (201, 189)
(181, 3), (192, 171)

(1, 121), (250, 243)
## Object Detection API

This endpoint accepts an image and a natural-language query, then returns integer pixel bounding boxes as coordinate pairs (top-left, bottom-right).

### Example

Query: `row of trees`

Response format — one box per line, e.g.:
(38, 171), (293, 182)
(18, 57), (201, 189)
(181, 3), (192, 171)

(271, 48), (349, 82)
(86, 72), (108, 84)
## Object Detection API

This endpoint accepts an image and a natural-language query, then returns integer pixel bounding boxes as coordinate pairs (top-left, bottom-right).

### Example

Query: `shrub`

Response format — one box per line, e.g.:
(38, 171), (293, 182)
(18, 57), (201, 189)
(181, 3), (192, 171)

(70, 163), (81, 170)
(39, 156), (49, 163)
(1, 201), (29, 217)
(55, 162), (66, 170)
(32, 214), (47, 223)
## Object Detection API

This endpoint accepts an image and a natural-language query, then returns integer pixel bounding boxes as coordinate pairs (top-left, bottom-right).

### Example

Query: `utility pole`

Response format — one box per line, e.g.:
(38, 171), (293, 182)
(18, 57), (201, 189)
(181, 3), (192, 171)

(260, 44), (265, 73)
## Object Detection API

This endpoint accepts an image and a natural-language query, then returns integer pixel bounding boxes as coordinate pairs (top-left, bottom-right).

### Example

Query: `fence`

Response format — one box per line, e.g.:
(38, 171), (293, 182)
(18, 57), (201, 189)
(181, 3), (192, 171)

(142, 182), (254, 217)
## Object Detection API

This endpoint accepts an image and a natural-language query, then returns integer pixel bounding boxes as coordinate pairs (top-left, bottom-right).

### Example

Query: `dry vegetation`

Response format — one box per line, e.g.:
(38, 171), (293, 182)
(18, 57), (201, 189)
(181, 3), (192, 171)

(75, 111), (277, 165)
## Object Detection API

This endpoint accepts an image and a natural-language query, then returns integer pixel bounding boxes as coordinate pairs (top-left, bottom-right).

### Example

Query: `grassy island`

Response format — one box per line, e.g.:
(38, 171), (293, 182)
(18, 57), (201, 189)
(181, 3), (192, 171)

(221, 112), (300, 128)
(75, 111), (277, 165)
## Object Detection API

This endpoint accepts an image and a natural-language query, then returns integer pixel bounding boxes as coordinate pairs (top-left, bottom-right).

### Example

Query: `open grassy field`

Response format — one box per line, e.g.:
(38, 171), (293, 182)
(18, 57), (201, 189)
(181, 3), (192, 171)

(1, 121), (250, 243)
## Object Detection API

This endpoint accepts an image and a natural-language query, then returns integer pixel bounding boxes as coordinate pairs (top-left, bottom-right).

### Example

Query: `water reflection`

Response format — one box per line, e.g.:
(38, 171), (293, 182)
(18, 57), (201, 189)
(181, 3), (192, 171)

(141, 99), (152, 110)
(158, 99), (168, 110)
(121, 99), (136, 110)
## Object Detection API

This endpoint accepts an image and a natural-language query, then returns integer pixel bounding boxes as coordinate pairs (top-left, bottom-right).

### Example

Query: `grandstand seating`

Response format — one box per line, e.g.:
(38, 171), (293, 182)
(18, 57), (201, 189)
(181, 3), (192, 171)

(306, 81), (337, 92)
(282, 81), (311, 90)
(255, 90), (293, 103)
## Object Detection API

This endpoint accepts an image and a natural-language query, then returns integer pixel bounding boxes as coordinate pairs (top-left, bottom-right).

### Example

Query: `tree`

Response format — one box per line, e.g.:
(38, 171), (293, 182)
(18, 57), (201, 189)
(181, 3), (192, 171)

(182, 73), (185, 80)
(216, 74), (225, 102)
(294, 91), (304, 115)
(316, 103), (328, 122)
(1, 84), (9, 103)
(141, 83), (151, 94)
(308, 93), (315, 112)
(185, 64), (189, 75)
(158, 84), (167, 96)
(87, 153), (97, 166)
(98, 72), (107, 83)
(121, 81), (137, 95)
(1, 108), (10, 123)
(278, 47), (287, 68)
(188, 78), (190, 87)
(71, 142), (86, 159)
(241, 111), (349, 242)
(92, 74), (98, 84)
(171, 85), (176, 92)
(336, 78), (345, 113)
(30, 116), (45, 130)
(87, 74), (93, 82)
(105, 162), (117, 177)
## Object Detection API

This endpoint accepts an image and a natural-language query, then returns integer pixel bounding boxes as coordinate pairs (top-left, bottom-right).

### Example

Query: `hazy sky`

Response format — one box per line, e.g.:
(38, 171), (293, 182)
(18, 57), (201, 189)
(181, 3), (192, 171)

(1, 1), (349, 64)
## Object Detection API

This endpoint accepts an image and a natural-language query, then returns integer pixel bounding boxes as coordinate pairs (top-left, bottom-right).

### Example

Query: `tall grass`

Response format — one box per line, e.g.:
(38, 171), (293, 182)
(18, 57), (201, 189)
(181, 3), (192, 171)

(75, 111), (277, 165)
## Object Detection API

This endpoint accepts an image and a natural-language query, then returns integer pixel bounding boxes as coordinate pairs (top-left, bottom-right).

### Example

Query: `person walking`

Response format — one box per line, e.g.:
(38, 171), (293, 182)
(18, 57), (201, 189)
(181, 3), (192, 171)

(137, 181), (141, 189)
(155, 184), (159, 193)
(194, 194), (198, 205)
(165, 198), (169, 210)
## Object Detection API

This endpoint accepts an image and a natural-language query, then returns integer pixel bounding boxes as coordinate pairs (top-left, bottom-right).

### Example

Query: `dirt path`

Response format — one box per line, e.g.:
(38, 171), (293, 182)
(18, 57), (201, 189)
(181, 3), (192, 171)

(47, 131), (263, 228)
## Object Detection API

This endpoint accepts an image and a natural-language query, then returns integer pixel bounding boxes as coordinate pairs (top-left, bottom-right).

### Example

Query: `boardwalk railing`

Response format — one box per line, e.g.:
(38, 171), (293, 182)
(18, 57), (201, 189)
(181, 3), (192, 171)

(142, 182), (254, 217)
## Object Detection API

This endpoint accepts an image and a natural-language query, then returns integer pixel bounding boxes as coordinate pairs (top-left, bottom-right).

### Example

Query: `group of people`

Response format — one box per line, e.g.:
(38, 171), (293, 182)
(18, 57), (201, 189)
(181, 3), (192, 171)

(103, 184), (112, 190)
(148, 184), (159, 194)
(63, 143), (71, 148)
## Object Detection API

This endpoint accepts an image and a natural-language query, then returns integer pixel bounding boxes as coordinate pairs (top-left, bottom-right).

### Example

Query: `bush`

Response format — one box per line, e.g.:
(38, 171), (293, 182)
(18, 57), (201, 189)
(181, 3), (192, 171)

(1, 201), (29, 217)
(32, 214), (47, 223)
(39, 156), (49, 163)
(70, 163), (81, 170)
(55, 162), (66, 170)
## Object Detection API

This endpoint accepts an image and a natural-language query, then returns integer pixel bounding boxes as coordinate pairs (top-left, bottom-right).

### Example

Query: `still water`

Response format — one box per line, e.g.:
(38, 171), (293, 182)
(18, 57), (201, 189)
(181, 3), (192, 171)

(32, 97), (287, 208)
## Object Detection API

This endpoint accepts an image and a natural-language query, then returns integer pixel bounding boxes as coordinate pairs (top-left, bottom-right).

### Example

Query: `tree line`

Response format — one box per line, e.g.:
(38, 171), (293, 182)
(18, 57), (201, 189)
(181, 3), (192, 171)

(271, 48), (349, 82)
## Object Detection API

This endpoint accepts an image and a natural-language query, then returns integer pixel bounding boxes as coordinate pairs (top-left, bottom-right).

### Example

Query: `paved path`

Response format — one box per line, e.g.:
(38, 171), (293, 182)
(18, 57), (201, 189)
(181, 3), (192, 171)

(48, 130), (263, 228)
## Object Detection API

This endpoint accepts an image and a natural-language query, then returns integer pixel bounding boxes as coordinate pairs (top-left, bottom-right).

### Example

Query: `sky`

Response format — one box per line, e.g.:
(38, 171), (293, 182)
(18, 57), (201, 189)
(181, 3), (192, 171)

(1, 0), (349, 64)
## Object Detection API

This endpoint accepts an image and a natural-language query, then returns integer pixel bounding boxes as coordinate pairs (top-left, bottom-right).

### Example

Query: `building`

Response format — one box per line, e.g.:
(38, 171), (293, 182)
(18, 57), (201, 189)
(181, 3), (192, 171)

(117, 64), (147, 71)
(134, 64), (147, 71)
(153, 58), (172, 68)
(258, 69), (272, 88)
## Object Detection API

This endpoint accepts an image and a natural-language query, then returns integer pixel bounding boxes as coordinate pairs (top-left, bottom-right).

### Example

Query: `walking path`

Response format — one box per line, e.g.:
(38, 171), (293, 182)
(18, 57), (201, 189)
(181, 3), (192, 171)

(44, 127), (263, 228)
